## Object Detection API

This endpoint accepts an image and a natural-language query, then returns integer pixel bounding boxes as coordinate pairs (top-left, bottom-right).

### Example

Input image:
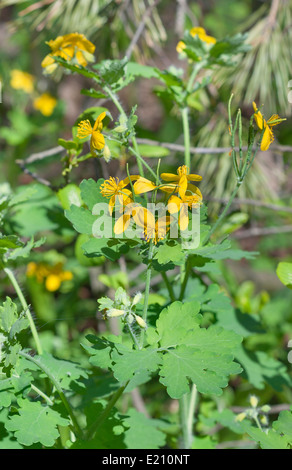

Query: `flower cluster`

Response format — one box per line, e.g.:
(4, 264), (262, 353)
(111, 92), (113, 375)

(252, 102), (286, 151)
(26, 262), (73, 292)
(41, 33), (95, 75)
(176, 26), (216, 54)
(100, 165), (203, 243)
(98, 288), (146, 329)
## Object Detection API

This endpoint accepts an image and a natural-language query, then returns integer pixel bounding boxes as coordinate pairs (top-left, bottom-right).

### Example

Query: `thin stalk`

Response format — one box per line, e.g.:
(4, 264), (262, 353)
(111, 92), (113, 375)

(104, 85), (145, 177)
(31, 384), (54, 406)
(187, 384), (197, 442)
(86, 381), (129, 440)
(203, 181), (242, 245)
(19, 351), (83, 439)
(179, 258), (191, 301)
(179, 393), (191, 449)
(182, 107), (191, 169)
(161, 272), (176, 302)
(139, 241), (154, 348)
(129, 146), (157, 180)
(4, 267), (43, 355)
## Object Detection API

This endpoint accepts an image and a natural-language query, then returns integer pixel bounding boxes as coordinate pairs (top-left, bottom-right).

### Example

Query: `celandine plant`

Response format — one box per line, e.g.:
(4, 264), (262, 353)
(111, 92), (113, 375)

(0, 28), (291, 450)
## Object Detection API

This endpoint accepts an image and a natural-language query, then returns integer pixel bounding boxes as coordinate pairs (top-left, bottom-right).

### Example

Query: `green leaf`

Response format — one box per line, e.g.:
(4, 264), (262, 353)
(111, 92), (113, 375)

(273, 410), (292, 442)
(123, 408), (166, 449)
(5, 398), (69, 447)
(155, 242), (185, 267)
(236, 345), (292, 391)
(79, 178), (106, 211)
(276, 262), (292, 289)
(96, 57), (128, 87)
(156, 302), (242, 398)
(65, 205), (96, 235)
(25, 352), (88, 390)
(243, 423), (290, 450)
(127, 62), (159, 79)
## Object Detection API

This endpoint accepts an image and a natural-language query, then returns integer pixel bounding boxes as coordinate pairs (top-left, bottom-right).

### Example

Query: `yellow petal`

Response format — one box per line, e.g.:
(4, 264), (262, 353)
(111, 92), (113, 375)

(93, 112), (107, 132)
(167, 195), (182, 214)
(260, 125), (274, 151)
(179, 204), (189, 231)
(114, 214), (131, 234)
(178, 174), (188, 199)
(160, 172), (179, 182)
(91, 131), (105, 150)
(133, 178), (156, 195)
(187, 174), (203, 182)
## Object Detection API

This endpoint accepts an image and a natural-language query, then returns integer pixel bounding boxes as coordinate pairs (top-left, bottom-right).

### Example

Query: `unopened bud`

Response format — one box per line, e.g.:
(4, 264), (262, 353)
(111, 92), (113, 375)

(261, 405), (271, 413)
(113, 124), (127, 133)
(135, 315), (147, 329)
(103, 145), (111, 162)
(260, 415), (268, 426)
(107, 308), (125, 318)
(250, 395), (259, 408)
(235, 412), (246, 422)
(132, 292), (142, 306)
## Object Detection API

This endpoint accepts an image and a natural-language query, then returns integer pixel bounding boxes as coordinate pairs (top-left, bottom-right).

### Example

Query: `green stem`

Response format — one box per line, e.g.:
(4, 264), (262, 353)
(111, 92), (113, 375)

(179, 258), (191, 301)
(86, 381), (129, 440)
(129, 146), (157, 180)
(203, 181), (242, 245)
(161, 272), (176, 302)
(104, 85), (145, 177)
(139, 241), (154, 348)
(19, 351), (83, 439)
(187, 384), (197, 442)
(4, 267), (43, 355)
(182, 107), (191, 169)
(179, 393), (191, 449)
(31, 384), (53, 406)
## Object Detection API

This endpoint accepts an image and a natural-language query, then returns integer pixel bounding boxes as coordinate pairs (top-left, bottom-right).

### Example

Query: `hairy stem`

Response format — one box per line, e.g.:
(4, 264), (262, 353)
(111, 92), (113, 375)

(4, 267), (43, 355)
(86, 381), (130, 440)
(19, 351), (83, 439)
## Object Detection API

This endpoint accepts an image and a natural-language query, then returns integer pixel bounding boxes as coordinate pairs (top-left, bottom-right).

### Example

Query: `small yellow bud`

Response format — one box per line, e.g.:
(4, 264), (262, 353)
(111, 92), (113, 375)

(107, 308), (125, 318)
(103, 145), (111, 162)
(260, 415), (268, 426)
(250, 395), (259, 408)
(235, 412), (246, 422)
(135, 315), (147, 329)
(132, 292), (142, 306)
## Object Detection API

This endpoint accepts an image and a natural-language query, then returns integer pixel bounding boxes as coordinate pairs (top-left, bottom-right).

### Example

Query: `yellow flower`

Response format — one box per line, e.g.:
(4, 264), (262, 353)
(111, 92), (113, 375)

(252, 102), (286, 151)
(33, 93), (57, 116)
(42, 32), (95, 74)
(10, 70), (35, 93)
(26, 262), (73, 292)
(168, 188), (202, 231)
(133, 177), (157, 195)
(143, 215), (172, 244)
(177, 26), (216, 53)
(114, 203), (149, 235)
(77, 112), (107, 154)
(160, 165), (202, 199)
(100, 175), (139, 215)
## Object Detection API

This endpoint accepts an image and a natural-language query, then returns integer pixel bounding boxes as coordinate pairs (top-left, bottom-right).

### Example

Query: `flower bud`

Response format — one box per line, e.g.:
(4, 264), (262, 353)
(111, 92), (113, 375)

(107, 308), (125, 318)
(135, 315), (147, 329)
(235, 412), (246, 422)
(249, 395), (259, 408)
(113, 124), (127, 133)
(132, 292), (142, 306)
(103, 145), (111, 162)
